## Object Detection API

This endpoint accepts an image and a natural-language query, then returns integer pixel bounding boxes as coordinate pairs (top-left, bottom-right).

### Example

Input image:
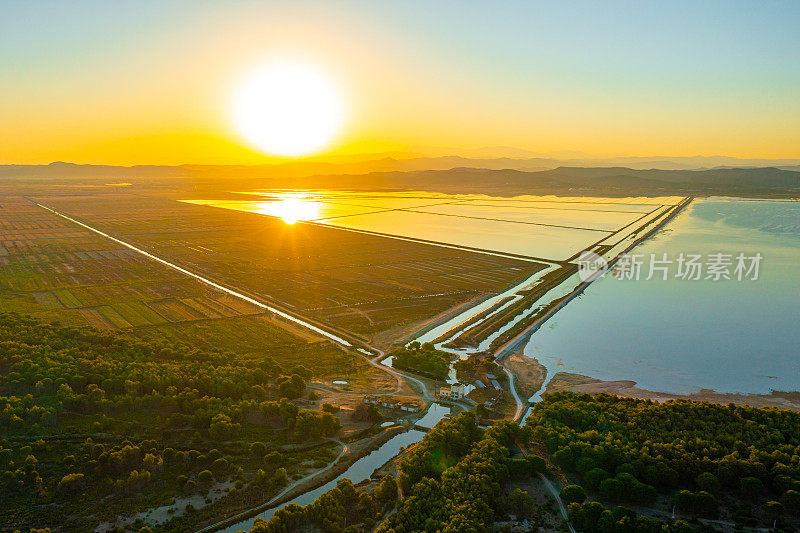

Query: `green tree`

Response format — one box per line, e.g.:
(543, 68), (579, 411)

(740, 476), (764, 501)
(197, 470), (214, 488)
(274, 467), (288, 487)
(696, 472), (720, 494)
(321, 403), (340, 413)
(526, 454), (547, 474)
(250, 442), (267, 457)
(764, 501), (784, 518)
(375, 475), (398, 503)
(781, 489), (800, 514)
(560, 484), (586, 504)
(56, 473), (85, 495)
(510, 488), (533, 518)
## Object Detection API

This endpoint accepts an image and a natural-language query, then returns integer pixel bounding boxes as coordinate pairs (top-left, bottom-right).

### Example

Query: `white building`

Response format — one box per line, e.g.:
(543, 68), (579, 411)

(438, 382), (467, 400)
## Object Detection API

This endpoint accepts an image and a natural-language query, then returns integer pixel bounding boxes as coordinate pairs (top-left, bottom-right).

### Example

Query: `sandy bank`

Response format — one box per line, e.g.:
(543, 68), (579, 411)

(544, 372), (800, 411)
(502, 351), (548, 400)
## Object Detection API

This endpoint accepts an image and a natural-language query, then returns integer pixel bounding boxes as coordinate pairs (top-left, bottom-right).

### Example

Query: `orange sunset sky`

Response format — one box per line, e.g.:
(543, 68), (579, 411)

(2, 1), (799, 165)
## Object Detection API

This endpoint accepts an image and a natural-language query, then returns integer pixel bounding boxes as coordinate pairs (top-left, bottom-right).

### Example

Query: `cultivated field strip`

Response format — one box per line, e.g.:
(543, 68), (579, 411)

(29, 194), (545, 339)
(34, 201), (356, 347)
(0, 197), (325, 361)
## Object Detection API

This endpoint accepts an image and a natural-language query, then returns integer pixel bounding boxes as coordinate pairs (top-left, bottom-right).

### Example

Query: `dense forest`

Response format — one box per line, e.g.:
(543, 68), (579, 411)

(0, 312), (342, 531)
(4, 309), (800, 532)
(532, 393), (800, 530)
(248, 395), (800, 532)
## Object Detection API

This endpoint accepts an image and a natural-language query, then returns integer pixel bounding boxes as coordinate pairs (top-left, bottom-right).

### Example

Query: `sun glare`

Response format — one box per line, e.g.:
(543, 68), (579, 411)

(232, 60), (344, 157)
(257, 197), (321, 224)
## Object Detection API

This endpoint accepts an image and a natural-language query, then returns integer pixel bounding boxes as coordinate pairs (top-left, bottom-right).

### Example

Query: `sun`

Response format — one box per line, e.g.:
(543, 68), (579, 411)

(232, 60), (345, 157)
(256, 196), (322, 224)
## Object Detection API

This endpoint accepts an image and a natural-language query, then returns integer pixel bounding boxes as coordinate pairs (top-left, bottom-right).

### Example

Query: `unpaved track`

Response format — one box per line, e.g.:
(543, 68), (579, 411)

(34, 201), (430, 402)
(539, 473), (576, 533)
(502, 366), (525, 421)
(196, 441), (348, 533)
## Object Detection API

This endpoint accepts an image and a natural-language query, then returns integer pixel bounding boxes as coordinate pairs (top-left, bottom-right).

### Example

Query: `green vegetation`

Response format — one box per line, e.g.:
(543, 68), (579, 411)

(0, 312), (344, 531)
(250, 476), (399, 532)
(384, 414), (517, 531)
(391, 342), (451, 381)
(247, 393), (800, 532)
(248, 413), (562, 532)
(452, 352), (502, 380)
(531, 392), (800, 529)
(0, 197), (350, 375)
(567, 502), (696, 533)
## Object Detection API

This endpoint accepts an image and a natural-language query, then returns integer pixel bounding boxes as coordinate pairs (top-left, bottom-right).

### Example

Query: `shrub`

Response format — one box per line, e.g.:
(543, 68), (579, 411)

(212, 457), (229, 476)
(56, 473), (85, 495)
(322, 403), (340, 413)
(274, 467), (288, 487)
(674, 490), (718, 518)
(250, 442), (267, 457)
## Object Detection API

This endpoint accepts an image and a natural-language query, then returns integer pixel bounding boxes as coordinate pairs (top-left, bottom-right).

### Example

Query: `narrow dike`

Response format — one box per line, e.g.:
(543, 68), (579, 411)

(197, 426), (408, 532)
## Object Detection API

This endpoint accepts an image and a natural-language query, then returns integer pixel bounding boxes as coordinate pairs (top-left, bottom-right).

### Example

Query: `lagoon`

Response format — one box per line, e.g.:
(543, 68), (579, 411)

(525, 198), (800, 395)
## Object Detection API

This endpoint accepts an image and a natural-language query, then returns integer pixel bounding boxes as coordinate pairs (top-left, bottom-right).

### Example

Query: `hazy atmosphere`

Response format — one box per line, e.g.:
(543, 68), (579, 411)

(3, 0), (800, 164)
(2, 2), (799, 532)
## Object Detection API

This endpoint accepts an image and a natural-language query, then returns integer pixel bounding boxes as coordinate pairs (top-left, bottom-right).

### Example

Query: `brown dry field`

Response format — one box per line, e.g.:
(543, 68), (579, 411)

(0, 194), (355, 375)
(1, 174), (542, 380)
(27, 185), (542, 344)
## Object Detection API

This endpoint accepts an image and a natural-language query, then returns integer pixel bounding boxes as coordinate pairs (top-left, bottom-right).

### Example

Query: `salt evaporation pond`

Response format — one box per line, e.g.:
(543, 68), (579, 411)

(525, 198), (800, 395)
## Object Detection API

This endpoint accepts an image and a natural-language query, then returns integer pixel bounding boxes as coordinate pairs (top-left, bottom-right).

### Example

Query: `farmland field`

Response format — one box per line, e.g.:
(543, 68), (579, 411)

(0, 195), (351, 371)
(28, 192), (545, 343)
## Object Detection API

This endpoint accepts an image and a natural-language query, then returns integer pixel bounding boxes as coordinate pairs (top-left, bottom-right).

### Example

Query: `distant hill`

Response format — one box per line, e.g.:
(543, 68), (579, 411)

(282, 166), (800, 196)
(2, 161), (798, 197)
(0, 161), (187, 178)
(4, 152), (800, 181)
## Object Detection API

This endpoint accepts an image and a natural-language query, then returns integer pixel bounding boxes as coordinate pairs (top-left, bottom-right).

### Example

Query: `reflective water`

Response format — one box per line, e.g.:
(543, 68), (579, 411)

(525, 198), (800, 395)
(183, 192), (683, 261)
(222, 430), (428, 532)
(221, 404), (450, 532)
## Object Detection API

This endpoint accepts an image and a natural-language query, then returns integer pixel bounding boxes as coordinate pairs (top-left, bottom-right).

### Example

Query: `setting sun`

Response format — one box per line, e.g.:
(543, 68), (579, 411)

(232, 60), (344, 157)
(256, 196), (322, 224)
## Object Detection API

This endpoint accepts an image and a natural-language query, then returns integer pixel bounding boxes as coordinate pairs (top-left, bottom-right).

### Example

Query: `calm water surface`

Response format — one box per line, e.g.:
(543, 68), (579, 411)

(525, 198), (800, 395)
(184, 192), (682, 261)
(222, 403), (452, 532)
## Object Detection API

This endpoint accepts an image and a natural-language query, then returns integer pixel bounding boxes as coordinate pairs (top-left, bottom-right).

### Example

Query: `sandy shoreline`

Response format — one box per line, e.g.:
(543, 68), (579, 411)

(502, 351), (548, 401)
(544, 371), (800, 411)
